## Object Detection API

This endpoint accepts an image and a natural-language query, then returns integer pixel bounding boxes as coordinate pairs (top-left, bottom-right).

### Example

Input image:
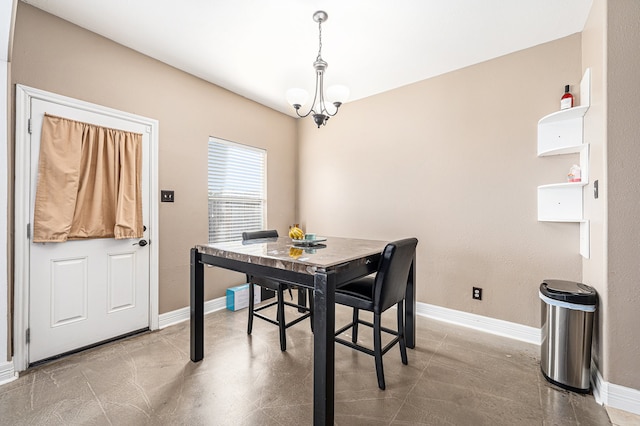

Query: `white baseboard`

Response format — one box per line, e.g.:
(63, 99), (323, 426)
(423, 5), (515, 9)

(416, 302), (541, 345)
(0, 361), (18, 385)
(592, 365), (640, 416)
(160, 299), (541, 343)
(158, 296), (227, 329)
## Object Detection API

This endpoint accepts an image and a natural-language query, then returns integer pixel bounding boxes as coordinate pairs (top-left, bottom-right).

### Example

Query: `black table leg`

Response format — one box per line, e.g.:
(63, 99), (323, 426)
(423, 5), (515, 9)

(405, 255), (416, 349)
(313, 271), (335, 426)
(190, 248), (204, 362)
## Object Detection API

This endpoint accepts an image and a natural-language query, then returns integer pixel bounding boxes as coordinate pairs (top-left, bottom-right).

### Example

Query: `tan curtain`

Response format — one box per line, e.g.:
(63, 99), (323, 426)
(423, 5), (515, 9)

(33, 114), (143, 242)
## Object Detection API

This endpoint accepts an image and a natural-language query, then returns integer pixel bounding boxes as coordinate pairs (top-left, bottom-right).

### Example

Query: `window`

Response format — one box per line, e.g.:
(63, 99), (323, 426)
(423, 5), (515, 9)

(208, 137), (266, 243)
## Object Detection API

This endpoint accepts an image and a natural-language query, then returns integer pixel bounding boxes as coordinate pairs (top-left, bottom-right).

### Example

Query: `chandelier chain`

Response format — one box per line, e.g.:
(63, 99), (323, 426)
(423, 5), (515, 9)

(316, 20), (323, 61)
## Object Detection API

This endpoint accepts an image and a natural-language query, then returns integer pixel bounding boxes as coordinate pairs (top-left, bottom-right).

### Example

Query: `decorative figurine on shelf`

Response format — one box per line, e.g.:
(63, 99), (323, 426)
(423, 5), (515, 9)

(568, 164), (581, 182)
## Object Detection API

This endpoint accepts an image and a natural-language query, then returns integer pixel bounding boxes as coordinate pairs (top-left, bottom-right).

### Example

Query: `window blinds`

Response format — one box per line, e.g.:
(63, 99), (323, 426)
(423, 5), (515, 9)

(208, 138), (266, 243)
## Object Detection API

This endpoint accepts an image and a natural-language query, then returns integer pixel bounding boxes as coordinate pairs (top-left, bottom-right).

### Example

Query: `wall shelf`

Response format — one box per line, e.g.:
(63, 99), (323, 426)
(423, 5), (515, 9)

(537, 68), (591, 258)
(537, 184), (585, 222)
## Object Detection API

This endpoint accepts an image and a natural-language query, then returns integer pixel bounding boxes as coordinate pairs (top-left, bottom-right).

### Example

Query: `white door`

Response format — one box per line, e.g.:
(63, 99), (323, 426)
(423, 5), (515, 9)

(28, 98), (151, 363)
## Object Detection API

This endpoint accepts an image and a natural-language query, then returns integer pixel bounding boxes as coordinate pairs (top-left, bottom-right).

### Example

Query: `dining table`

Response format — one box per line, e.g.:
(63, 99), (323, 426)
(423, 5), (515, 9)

(190, 236), (416, 426)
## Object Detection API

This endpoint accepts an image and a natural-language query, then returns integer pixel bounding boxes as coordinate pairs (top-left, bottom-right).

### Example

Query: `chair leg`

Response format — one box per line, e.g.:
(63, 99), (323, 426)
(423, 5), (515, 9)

(373, 313), (386, 390)
(298, 287), (306, 312)
(287, 285), (294, 300)
(397, 301), (408, 365)
(277, 285), (287, 351)
(308, 288), (314, 332)
(352, 308), (359, 343)
(247, 282), (255, 335)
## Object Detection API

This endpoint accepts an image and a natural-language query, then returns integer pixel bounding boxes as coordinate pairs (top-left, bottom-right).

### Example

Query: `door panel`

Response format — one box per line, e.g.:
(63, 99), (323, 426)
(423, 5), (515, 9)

(28, 98), (150, 363)
(107, 252), (137, 312)
(51, 257), (88, 326)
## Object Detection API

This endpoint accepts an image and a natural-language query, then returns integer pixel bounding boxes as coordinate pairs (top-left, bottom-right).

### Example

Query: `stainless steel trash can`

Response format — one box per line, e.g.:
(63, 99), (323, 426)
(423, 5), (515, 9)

(540, 279), (597, 393)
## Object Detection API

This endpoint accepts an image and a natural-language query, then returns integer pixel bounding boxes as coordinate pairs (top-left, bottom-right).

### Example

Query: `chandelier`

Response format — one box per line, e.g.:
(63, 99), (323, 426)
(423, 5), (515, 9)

(286, 11), (349, 128)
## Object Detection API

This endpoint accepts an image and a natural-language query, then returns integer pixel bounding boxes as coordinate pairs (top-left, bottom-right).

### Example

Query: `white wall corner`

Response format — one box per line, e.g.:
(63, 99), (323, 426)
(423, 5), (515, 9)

(416, 302), (541, 345)
(1, 60), (9, 367)
(591, 364), (606, 405)
(591, 364), (640, 416)
(0, 361), (18, 386)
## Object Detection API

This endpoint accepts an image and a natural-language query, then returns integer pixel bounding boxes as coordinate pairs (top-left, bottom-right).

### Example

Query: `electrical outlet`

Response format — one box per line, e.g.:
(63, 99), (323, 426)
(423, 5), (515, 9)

(161, 190), (174, 202)
(473, 287), (482, 300)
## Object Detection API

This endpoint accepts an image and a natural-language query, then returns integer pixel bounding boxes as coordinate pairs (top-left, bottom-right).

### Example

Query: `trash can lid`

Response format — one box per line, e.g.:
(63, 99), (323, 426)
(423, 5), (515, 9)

(540, 279), (597, 305)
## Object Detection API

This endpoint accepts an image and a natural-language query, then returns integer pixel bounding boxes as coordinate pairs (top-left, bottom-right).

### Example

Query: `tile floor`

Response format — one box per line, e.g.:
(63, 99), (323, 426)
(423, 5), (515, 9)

(0, 303), (633, 425)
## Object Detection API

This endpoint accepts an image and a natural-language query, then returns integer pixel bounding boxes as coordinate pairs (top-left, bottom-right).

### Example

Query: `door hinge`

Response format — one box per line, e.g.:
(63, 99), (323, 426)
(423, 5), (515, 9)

(28, 118), (32, 134)
(26, 328), (30, 344)
(27, 223), (31, 239)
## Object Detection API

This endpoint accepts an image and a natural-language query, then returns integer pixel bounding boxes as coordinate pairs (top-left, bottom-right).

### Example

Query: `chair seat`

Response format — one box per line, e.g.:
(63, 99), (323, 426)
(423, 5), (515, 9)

(335, 277), (375, 312)
(251, 276), (281, 292)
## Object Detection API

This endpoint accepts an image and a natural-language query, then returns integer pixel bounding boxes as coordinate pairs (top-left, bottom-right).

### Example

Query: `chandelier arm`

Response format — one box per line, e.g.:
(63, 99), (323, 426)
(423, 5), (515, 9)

(317, 70), (327, 115)
(293, 70), (321, 118)
(294, 108), (312, 119)
(319, 74), (340, 117)
(324, 104), (341, 117)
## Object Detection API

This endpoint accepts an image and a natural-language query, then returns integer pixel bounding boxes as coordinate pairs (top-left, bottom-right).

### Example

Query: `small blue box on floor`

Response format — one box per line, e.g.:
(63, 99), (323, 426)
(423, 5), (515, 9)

(226, 284), (261, 311)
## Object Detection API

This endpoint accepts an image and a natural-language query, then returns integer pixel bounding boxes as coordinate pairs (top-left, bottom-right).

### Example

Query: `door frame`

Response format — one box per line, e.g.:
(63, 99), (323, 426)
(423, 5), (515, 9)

(13, 84), (160, 372)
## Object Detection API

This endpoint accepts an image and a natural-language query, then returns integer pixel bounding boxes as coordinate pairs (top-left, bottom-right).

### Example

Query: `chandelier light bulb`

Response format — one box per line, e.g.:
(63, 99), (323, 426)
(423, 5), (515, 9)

(327, 85), (350, 106)
(286, 88), (309, 109)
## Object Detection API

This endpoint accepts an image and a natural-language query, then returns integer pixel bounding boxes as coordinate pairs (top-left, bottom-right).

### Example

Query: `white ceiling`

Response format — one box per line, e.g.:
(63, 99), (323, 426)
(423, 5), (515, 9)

(21, 0), (593, 117)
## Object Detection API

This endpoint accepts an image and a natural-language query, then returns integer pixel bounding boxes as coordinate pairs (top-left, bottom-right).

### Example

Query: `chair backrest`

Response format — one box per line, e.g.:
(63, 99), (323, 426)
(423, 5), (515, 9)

(242, 230), (279, 283)
(373, 238), (418, 314)
(242, 229), (279, 240)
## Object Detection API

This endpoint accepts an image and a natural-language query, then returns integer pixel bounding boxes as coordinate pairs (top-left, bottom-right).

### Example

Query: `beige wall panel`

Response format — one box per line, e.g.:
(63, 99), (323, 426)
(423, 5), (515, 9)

(11, 3), (297, 314)
(299, 35), (584, 328)
(606, 0), (640, 390)
(581, 0), (608, 383)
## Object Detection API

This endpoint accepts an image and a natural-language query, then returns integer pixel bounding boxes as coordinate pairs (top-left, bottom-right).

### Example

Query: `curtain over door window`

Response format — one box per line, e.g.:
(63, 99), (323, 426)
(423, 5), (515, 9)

(33, 113), (143, 242)
(208, 137), (266, 243)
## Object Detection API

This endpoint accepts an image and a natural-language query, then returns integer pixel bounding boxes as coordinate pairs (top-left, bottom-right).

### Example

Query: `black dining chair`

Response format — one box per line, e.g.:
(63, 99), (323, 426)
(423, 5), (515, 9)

(242, 230), (313, 351)
(334, 237), (418, 390)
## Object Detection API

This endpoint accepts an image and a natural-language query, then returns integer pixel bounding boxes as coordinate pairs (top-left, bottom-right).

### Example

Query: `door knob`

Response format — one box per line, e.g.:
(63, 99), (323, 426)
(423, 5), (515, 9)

(134, 239), (148, 247)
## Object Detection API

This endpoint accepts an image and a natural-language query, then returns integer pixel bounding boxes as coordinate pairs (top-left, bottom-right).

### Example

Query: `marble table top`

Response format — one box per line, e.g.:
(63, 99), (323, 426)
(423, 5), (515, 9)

(196, 236), (388, 275)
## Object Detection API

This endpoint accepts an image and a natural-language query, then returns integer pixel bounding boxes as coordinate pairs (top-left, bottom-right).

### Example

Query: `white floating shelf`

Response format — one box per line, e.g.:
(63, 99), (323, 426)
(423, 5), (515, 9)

(537, 183), (583, 222)
(538, 181), (587, 190)
(537, 106), (589, 156)
(538, 105), (589, 125)
(538, 137), (589, 157)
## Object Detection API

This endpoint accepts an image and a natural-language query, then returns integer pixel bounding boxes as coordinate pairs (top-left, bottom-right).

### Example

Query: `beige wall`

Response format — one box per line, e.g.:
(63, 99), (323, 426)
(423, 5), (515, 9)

(582, 0), (640, 392)
(10, 3), (298, 314)
(298, 35), (584, 328)
(605, 0), (640, 390)
(581, 0), (608, 386)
